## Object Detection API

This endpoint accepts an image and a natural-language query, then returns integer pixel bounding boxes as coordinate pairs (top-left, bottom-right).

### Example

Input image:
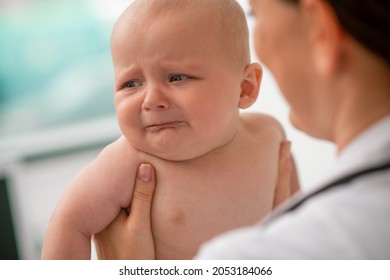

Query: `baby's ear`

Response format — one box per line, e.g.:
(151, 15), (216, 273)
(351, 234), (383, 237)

(238, 63), (262, 109)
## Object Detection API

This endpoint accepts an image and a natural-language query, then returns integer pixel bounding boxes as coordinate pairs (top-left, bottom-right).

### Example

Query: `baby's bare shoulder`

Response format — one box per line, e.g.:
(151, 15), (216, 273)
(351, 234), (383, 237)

(95, 136), (136, 165)
(80, 136), (140, 185)
(240, 112), (286, 141)
(70, 136), (140, 208)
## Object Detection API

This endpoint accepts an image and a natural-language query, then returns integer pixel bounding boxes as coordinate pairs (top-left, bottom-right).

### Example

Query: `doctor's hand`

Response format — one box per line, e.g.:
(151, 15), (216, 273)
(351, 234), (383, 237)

(272, 141), (300, 209)
(93, 163), (156, 260)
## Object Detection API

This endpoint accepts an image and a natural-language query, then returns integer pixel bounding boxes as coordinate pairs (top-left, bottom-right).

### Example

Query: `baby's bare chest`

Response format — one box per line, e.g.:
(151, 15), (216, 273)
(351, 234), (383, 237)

(146, 151), (278, 259)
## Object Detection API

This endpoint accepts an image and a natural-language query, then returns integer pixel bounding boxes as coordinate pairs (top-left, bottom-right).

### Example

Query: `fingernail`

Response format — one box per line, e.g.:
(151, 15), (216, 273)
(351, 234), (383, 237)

(138, 163), (152, 183)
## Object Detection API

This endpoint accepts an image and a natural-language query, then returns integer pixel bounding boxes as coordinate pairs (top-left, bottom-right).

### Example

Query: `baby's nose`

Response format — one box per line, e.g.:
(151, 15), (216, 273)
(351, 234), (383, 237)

(142, 86), (170, 111)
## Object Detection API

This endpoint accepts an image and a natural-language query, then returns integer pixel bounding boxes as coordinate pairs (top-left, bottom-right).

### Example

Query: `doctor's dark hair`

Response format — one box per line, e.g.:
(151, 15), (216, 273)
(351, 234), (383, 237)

(283, 0), (390, 65)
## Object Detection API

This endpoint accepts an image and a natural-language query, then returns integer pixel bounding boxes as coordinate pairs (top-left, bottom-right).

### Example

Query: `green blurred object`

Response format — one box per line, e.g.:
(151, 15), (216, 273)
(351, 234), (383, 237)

(0, 0), (116, 137)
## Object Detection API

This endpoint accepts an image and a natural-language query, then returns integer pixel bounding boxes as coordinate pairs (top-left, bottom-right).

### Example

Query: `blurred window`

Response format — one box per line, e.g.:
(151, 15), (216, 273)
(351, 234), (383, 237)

(0, 0), (124, 138)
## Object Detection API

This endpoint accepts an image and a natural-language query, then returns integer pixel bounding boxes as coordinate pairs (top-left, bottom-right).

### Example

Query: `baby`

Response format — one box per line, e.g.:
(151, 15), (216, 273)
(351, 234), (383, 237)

(42, 0), (293, 259)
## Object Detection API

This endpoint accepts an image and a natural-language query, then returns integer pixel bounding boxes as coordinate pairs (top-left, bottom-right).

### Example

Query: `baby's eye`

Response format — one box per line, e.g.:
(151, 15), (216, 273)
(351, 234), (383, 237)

(169, 74), (188, 83)
(123, 80), (142, 89)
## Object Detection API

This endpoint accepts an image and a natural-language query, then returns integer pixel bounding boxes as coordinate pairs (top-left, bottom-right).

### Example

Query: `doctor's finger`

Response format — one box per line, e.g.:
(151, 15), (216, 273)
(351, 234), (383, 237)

(273, 141), (292, 209)
(127, 163), (156, 225)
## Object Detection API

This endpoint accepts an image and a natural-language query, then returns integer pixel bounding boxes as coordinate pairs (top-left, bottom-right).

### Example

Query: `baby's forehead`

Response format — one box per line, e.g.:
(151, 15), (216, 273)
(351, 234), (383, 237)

(113, 0), (249, 69)
(113, 1), (224, 47)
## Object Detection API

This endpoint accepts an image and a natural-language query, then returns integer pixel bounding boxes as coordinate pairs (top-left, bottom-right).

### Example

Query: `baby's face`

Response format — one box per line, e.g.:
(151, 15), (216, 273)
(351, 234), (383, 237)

(112, 10), (243, 161)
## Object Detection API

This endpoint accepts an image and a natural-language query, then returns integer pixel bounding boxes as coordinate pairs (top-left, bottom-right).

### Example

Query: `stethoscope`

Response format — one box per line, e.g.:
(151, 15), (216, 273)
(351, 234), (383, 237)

(263, 159), (390, 225)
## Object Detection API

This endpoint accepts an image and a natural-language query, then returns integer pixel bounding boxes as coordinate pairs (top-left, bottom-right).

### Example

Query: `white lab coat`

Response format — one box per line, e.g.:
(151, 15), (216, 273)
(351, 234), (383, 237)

(196, 115), (390, 259)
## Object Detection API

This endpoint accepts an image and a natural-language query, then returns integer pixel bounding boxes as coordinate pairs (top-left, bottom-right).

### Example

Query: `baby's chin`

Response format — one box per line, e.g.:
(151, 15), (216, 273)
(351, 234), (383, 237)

(126, 134), (235, 162)
(140, 148), (211, 162)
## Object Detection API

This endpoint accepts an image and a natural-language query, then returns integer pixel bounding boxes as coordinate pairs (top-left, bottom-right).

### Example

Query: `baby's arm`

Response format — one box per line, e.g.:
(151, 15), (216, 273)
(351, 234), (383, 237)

(41, 137), (137, 259)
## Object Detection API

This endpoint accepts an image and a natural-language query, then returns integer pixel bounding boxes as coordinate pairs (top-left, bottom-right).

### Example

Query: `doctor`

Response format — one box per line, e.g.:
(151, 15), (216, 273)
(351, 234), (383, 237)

(94, 0), (390, 259)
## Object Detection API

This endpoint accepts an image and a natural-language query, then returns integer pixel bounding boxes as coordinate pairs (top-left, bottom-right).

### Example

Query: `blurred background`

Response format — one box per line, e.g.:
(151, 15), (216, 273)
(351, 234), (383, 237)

(0, 0), (335, 259)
